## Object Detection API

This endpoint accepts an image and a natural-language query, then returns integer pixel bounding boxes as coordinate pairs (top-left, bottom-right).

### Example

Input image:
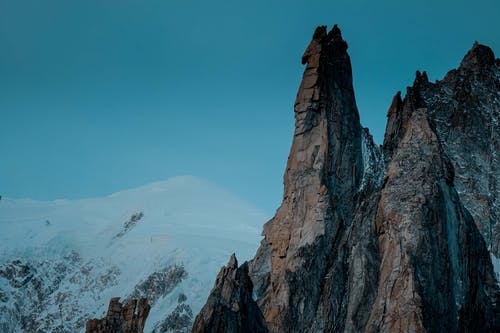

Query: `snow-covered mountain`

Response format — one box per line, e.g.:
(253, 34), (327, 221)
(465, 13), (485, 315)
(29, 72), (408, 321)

(0, 176), (269, 332)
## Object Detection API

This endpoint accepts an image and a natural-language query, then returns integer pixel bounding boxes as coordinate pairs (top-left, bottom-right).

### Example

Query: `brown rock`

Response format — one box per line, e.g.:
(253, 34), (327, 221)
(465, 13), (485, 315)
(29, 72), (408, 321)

(250, 23), (366, 333)
(192, 254), (268, 333)
(368, 108), (498, 332)
(85, 297), (150, 333)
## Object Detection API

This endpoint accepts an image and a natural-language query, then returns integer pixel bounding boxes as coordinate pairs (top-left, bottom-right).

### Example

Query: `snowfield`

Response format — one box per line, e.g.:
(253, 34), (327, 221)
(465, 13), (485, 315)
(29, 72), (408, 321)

(0, 176), (269, 332)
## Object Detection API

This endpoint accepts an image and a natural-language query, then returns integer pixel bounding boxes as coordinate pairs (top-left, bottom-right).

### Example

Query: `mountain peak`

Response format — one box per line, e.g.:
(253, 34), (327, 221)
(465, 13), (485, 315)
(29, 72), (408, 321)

(312, 25), (327, 41)
(413, 70), (429, 86)
(327, 24), (343, 42)
(460, 41), (496, 71)
(301, 24), (348, 65)
(192, 256), (268, 333)
(228, 253), (238, 269)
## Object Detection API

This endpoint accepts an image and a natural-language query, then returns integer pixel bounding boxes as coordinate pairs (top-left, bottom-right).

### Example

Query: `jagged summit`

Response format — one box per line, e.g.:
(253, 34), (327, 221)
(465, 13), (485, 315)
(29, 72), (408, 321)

(227, 253), (238, 268)
(460, 41), (496, 71)
(327, 24), (343, 42)
(413, 70), (429, 86)
(301, 24), (347, 65)
(192, 255), (267, 333)
(194, 24), (500, 333)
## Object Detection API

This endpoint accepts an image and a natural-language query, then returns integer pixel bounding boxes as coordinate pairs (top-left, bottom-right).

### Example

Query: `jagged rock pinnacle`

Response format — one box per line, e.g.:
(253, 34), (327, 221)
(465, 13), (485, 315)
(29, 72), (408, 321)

(301, 24), (348, 65)
(228, 253), (238, 269)
(382, 91), (404, 161)
(327, 24), (343, 42)
(192, 255), (268, 333)
(413, 70), (429, 86)
(460, 42), (495, 71)
(251, 24), (365, 332)
(312, 25), (327, 40)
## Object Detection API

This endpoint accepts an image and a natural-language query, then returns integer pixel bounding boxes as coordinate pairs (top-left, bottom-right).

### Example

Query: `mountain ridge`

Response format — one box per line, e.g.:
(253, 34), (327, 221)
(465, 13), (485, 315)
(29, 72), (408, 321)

(193, 25), (500, 333)
(0, 176), (268, 332)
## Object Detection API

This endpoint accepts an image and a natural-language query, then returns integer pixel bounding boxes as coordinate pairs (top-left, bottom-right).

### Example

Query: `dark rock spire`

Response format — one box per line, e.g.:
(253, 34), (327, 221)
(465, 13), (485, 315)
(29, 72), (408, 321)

(382, 91), (404, 161)
(460, 42), (495, 72)
(192, 254), (268, 333)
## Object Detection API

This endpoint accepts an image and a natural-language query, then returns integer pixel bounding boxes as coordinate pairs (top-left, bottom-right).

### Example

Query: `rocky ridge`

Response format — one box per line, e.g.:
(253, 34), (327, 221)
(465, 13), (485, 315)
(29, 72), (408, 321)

(0, 176), (267, 332)
(194, 25), (500, 332)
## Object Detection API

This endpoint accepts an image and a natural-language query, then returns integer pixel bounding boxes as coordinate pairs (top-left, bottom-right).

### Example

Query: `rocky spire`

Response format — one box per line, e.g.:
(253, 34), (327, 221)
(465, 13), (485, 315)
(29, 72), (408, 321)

(249, 24), (368, 333)
(459, 42), (495, 72)
(382, 91), (404, 161)
(383, 69), (431, 162)
(192, 254), (268, 333)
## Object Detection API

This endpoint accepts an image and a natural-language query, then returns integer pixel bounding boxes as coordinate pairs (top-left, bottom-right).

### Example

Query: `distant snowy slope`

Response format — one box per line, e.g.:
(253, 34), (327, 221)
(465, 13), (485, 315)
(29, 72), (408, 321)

(0, 176), (269, 333)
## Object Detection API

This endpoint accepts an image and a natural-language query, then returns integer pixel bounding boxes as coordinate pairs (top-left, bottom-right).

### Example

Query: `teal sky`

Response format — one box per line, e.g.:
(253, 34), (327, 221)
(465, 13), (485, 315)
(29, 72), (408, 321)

(1, 0), (499, 214)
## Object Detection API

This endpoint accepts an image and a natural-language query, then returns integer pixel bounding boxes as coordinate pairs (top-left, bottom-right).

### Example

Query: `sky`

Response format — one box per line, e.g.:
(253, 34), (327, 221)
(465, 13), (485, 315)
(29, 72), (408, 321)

(1, 0), (499, 214)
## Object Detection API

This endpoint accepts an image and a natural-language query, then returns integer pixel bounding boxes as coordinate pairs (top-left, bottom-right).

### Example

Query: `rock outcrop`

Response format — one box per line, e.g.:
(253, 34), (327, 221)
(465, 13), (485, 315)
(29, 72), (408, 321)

(193, 25), (500, 332)
(370, 108), (498, 332)
(86, 297), (151, 333)
(416, 44), (499, 256)
(192, 254), (268, 333)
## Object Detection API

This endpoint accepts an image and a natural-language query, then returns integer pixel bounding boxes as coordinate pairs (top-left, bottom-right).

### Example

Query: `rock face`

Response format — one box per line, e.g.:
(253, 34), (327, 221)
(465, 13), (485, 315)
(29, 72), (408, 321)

(193, 25), (500, 332)
(383, 48), (500, 256)
(249, 24), (370, 333)
(370, 109), (497, 332)
(86, 297), (151, 333)
(192, 254), (268, 333)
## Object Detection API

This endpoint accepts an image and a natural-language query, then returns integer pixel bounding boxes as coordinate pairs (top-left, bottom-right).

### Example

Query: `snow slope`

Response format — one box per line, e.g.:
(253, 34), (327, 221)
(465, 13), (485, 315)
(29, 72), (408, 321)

(0, 176), (269, 332)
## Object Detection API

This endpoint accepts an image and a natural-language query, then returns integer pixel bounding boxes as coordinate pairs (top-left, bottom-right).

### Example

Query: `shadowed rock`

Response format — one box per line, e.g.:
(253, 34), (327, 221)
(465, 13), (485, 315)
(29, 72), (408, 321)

(384, 41), (500, 256)
(192, 254), (268, 333)
(369, 108), (498, 332)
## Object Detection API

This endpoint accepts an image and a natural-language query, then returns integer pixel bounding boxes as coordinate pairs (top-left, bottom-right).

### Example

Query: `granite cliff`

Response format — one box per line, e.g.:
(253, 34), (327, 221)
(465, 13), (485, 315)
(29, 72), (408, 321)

(193, 25), (500, 333)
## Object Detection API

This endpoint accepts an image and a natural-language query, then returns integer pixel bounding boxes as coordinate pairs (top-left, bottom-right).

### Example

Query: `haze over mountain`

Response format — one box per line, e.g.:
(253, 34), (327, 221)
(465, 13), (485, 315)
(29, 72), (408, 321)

(2, 1), (499, 214)
(0, 176), (268, 332)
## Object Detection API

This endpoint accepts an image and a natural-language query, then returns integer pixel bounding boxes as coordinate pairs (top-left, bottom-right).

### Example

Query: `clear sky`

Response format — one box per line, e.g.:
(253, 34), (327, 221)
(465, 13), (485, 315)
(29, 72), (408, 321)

(1, 0), (499, 214)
